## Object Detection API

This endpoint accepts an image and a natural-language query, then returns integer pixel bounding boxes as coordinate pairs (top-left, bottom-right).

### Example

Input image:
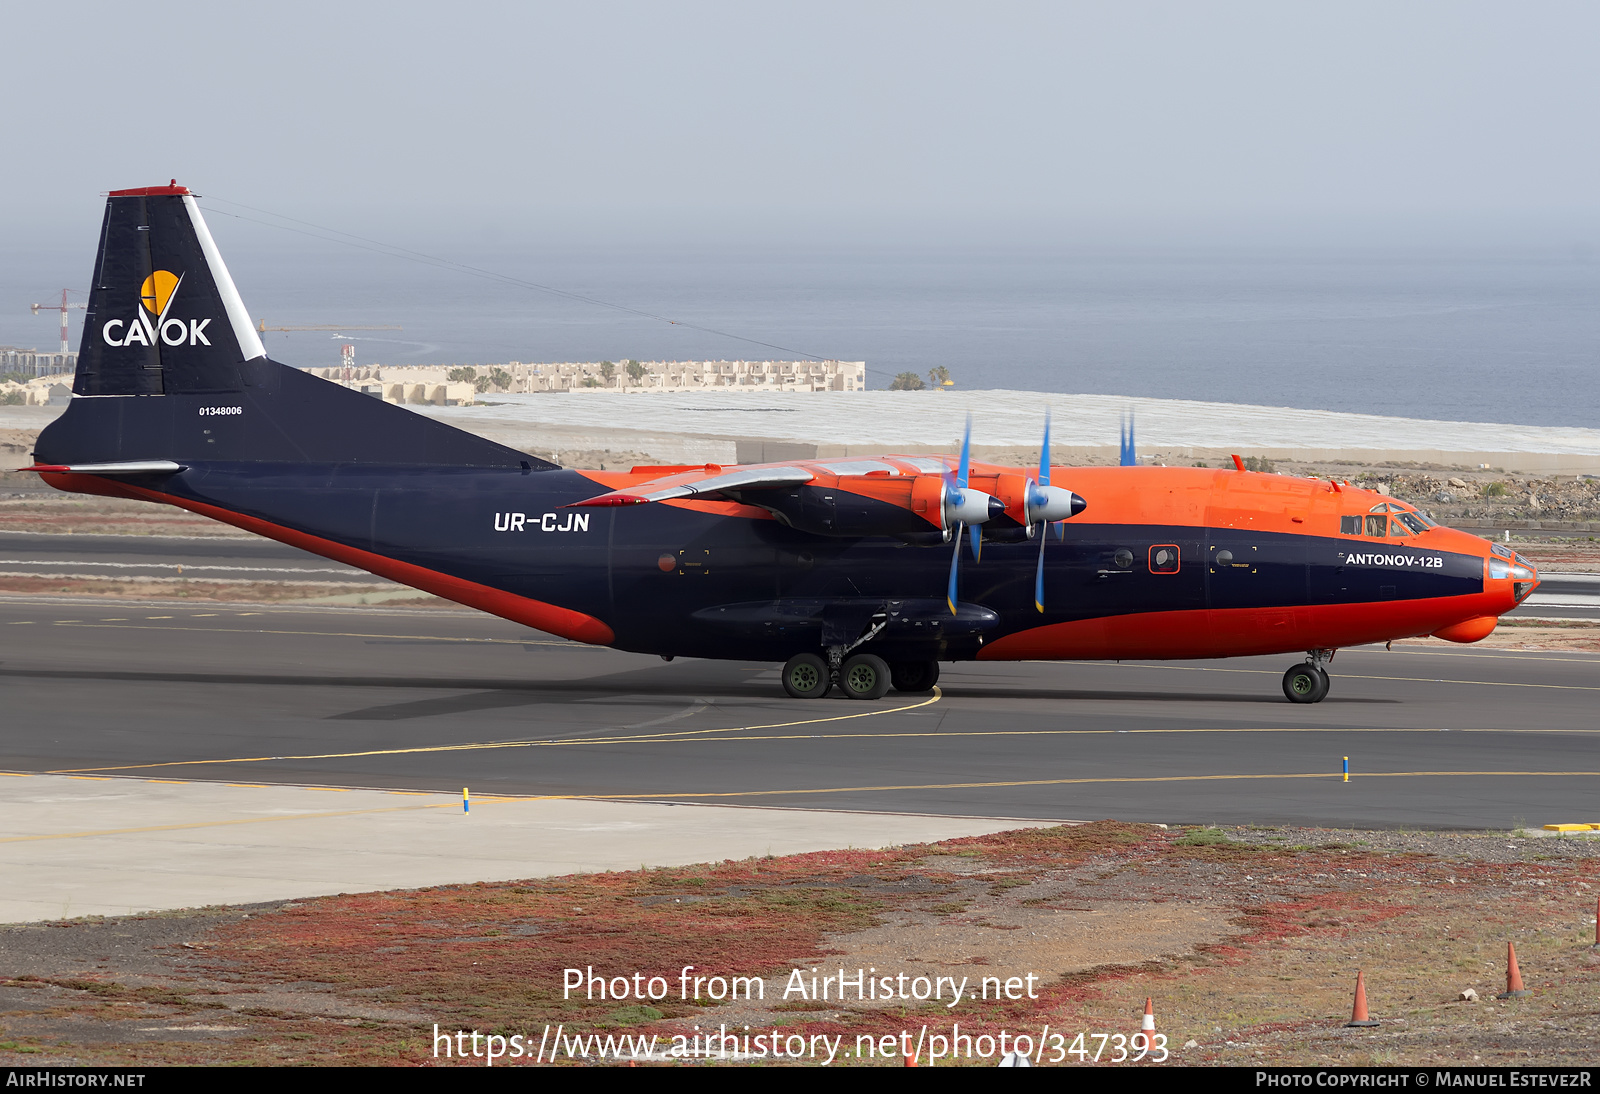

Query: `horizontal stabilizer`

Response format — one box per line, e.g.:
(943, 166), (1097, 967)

(23, 460), (184, 475)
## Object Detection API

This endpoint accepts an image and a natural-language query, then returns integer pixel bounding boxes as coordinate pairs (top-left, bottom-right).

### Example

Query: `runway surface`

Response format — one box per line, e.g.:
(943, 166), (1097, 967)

(0, 532), (389, 587)
(3, 595), (1596, 830)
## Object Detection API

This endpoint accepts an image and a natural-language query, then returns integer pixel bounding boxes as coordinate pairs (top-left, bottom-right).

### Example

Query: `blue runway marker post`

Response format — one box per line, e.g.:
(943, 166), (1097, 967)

(1343, 757), (1349, 784)
(464, 786), (469, 813)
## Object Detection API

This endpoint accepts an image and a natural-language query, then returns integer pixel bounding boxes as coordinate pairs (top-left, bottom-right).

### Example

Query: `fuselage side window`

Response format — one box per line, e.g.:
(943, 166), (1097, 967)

(1340, 515), (1362, 535)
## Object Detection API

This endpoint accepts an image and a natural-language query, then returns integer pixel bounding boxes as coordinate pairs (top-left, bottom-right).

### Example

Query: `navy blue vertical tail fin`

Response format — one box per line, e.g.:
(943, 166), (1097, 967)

(37, 183), (552, 471)
(73, 182), (266, 397)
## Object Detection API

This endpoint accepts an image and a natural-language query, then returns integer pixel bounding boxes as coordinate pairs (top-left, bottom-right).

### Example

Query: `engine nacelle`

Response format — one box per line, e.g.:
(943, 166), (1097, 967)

(1027, 483), (1086, 524)
(944, 487), (1003, 528)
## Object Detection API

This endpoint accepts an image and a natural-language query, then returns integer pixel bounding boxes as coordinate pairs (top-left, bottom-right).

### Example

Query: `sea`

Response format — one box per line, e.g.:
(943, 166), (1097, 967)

(5, 234), (1597, 430)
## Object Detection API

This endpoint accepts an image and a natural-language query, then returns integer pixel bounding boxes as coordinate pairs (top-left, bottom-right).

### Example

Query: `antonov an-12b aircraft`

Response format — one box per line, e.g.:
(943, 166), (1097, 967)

(26, 184), (1538, 703)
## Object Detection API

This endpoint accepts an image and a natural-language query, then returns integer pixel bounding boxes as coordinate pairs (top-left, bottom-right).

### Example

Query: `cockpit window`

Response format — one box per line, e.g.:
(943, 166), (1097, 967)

(1490, 559), (1536, 582)
(1396, 512), (1429, 535)
(1365, 514), (1388, 537)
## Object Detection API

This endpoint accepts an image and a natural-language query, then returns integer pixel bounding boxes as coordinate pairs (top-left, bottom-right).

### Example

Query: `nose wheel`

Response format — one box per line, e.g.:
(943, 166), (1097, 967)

(1282, 649), (1334, 703)
(1282, 664), (1328, 703)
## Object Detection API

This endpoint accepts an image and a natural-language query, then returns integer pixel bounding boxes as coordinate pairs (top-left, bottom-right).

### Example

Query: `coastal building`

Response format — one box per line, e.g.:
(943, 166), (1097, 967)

(510, 359), (868, 393)
(299, 359), (867, 398)
(0, 347), (76, 379)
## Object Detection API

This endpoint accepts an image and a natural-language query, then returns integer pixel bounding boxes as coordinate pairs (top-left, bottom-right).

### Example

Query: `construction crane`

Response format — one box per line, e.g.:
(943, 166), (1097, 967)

(31, 289), (87, 355)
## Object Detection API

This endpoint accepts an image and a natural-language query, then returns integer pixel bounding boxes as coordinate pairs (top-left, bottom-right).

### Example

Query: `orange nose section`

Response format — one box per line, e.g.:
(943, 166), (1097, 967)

(1434, 616), (1499, 643)
(1427, 530), (1538, 644)
(1493, 552), (1539, 604)
(1521, 555), (1540, 594)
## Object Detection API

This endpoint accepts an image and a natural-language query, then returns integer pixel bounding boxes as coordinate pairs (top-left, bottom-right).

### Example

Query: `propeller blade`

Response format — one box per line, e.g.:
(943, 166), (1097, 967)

(946, 522), (964, 615)
(956, 413), (972, 489)
(1038, 409), (1051, 488)
(1034, 522), (1048, 612)
(969, 522), (982, 563)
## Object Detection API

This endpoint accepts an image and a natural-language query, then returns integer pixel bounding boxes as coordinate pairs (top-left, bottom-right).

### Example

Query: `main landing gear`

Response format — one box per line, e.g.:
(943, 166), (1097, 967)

(1282, 648), (1335, 704)
(780, 653), (939, 700)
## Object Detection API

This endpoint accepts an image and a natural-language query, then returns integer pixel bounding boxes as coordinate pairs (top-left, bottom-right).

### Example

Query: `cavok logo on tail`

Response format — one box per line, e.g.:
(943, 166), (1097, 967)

(102, 271), (212, 347)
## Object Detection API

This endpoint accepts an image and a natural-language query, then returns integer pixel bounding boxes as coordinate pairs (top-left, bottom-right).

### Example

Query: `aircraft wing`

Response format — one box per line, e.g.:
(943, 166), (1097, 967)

(571, 465), (815, 507)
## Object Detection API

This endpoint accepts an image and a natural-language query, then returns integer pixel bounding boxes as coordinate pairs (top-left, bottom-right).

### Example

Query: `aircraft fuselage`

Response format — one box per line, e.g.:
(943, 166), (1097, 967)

(48, 459), (1524, 665)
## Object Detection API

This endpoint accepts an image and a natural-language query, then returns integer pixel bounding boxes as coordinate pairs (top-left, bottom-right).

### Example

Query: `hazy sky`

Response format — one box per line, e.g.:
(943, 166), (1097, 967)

(5, 1), (1599, 250)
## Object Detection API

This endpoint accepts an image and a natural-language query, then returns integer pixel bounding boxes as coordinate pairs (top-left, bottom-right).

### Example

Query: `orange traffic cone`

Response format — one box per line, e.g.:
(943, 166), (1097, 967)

(1345, 970), (1379, 1027)
(1498, 941), (1531, 999)
(1139, 997), (1156, 1049)
(904, 1049), (918, 1067)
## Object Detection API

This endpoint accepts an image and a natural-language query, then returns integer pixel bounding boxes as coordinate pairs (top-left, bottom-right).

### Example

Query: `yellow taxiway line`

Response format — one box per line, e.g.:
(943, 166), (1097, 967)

(45, 689), (946, 774)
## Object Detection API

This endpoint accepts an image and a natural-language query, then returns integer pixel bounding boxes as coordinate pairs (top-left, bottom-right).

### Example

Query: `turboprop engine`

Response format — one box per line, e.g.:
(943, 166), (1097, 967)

(943, 481), (1005, 528)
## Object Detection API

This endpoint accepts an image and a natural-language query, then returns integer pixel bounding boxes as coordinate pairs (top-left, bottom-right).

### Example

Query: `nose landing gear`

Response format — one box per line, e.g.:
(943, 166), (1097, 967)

(1282, 648), (1335, 704)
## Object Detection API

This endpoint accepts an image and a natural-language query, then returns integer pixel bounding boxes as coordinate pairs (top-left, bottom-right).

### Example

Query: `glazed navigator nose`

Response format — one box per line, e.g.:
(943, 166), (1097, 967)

(1489, 550), (1538, 605)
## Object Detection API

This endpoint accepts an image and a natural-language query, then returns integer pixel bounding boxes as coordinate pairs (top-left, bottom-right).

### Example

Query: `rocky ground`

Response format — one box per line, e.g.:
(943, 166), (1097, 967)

(1, 821), (1596, 1067)
(1271, 458), (1600, 529)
